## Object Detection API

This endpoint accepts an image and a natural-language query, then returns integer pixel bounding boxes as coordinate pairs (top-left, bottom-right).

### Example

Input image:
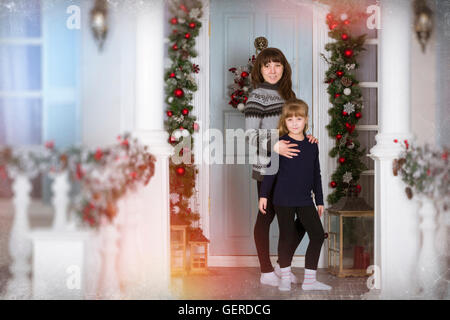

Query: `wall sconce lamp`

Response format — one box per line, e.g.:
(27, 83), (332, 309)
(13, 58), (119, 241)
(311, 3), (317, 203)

(90, 0), (108, 51)
(414, 0), (434, 53)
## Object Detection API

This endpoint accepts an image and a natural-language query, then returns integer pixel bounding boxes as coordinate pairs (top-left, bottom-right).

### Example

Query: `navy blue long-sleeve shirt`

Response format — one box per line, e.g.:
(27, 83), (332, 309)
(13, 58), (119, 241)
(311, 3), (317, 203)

(260, 134), (324, 207)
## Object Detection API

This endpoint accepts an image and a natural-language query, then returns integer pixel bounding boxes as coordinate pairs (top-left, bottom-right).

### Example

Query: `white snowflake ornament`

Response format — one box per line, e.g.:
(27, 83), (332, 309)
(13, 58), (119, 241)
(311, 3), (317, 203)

(343, 102), (355, 114)
(343, 171), (353, 184)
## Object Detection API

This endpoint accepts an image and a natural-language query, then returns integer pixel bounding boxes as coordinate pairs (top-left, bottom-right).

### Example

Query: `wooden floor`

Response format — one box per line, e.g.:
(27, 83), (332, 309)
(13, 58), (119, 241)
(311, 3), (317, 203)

(171, 267), (373, 300)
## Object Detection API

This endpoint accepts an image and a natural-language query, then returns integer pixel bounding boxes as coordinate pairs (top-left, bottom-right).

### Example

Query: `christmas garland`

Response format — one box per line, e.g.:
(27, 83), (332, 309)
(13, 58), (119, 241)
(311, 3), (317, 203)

(164, 0), (205, 241)
(321, 3), (369, 204)
(393, 140), (449, 211)
(227, 55), (256, 112)
(0, 133), (156, 227)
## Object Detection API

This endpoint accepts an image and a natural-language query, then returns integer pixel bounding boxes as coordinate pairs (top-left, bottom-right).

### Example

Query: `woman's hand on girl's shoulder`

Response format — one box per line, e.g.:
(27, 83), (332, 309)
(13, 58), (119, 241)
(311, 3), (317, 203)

(307, 135), (319, 144)
(259, 197), (268, 214)
(274, 140), (300, 158)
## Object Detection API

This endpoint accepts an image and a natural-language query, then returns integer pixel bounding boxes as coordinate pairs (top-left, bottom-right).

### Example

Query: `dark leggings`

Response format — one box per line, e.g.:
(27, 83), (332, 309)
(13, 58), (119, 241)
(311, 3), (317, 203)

(275, 205), (325, 270)
(254, 181), (306, 273)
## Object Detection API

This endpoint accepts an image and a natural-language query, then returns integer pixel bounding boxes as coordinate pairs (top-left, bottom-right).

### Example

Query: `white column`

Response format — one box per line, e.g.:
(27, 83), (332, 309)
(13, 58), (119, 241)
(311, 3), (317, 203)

(4, 175), (32, 299)
(132, 0), (173, 299)
(369, 0), (418, 299)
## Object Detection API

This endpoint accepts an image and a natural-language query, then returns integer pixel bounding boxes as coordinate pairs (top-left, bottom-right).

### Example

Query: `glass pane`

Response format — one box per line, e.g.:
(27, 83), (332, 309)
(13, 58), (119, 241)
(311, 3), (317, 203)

(359, 88), (378, 126)
(355, 130), (376, 171)
(0, 97), (42, 145)
(0, 45), (42, 91)
(354, 45), (377, 83)
(346, 0), (379, 39)
(342, 216), (374, 270)
(0, 0), (41, 38)
(359, 175), (375, 209)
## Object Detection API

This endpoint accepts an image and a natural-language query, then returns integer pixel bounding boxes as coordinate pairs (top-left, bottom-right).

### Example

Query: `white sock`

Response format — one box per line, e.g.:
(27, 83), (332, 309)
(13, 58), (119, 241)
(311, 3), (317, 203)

(302, 268), (332, 291)
(279, 266), (291, 291)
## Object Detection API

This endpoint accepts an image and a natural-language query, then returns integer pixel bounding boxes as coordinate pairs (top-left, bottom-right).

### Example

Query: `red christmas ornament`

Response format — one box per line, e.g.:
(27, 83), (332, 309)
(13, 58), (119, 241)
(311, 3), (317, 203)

(170, 17), (178, 25)
(339, 157), (346, 164)
(189, 22), (196, 29)
(394, 139), (398, 143)
(185, 33), (191, 39)
(182, 108), (189, 115)
(344, 49), (354, 58)
(326, 14), (333, 21)
(174, 88), (184, 98)
(241, 71), (249, 78)
(169, 72), (176, 78)
(179, 4), (188, 12)
(193, 122), (200, 132)
(341, 33), (349, 40)
(355, 112), (362, 119)
(176, 166), (186, 176)
(336, 134), (343, 140)
(335, 93), (341, 98)
(356, 184), (362, 192)
(94, 148), (103, 161)
(329, 23), (338, 30)
(344, 19), (350, 25)
(342, 111), (348, 116)
(336, 70), (344, 77)
(330, 181), (337, 188)
(45, 141), (54, 149)
(172, 43), (179, 51)
(167, 110), (173, 117)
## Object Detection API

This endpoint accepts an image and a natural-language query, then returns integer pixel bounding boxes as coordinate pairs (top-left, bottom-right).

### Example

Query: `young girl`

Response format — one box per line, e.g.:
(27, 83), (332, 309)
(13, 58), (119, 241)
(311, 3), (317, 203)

(244, 48), (318, 287)
(259, 100), (332, 292)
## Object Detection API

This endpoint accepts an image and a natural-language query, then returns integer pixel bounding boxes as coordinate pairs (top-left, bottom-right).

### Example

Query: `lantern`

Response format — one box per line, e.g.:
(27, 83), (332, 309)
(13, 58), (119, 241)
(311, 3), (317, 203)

(188, 228), (210, 274)
(326, 186), (374, 277)
(170, 214), (190, 275)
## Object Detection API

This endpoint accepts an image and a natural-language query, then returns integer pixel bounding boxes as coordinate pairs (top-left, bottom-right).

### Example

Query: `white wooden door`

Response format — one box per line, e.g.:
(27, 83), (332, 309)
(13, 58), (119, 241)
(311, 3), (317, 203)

(209, 0), (313, 256)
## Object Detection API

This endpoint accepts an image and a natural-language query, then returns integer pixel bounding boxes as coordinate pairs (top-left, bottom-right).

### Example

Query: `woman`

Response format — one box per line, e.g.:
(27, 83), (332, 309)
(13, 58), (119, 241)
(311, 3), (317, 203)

(244, 47), (318, 286)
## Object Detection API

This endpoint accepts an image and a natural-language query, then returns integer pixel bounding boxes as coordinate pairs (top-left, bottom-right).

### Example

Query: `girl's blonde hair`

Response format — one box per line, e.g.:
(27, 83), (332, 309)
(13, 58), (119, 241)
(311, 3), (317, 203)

(278, 99), (309, 136)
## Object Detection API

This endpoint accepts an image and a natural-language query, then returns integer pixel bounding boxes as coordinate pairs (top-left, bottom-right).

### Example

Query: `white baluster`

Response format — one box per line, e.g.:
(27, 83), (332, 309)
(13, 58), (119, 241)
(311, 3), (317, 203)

(51, 171), (70, 231)
(416, 195), (440, 299)
(96, 217), (122, 299)
(4, 174), (32, 299)
(116, 191), (142, 299)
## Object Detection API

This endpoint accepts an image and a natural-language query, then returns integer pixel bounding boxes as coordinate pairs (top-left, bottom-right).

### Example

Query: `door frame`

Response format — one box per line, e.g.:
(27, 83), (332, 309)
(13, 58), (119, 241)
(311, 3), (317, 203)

(194, 0), (334, 267)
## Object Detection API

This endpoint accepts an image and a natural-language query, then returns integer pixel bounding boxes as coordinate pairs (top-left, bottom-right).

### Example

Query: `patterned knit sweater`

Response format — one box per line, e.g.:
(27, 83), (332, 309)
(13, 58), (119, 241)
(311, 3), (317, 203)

(244, 82), (285, 181)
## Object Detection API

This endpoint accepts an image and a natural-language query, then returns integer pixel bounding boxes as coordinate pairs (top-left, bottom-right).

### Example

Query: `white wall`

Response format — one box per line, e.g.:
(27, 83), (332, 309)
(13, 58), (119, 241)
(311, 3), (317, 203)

(410, 0), (438, 147)
(80, 2), (136, 148)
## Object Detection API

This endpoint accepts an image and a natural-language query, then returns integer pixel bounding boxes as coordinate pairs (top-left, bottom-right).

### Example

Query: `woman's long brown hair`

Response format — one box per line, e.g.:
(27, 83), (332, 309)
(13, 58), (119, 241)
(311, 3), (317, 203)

(251, 47), (296, 101)
(278, 99), (309, 136)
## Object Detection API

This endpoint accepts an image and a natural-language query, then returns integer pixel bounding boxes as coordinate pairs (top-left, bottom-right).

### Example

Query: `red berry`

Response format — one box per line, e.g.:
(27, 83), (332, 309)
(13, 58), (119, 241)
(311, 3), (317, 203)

(355, 112), (362, 119)
(182, 108), (189, 115)
(167, 111), (173, 117)
(341, 33), (349, 40)
(189, 22), (196, 29)
(170, 17), (178, 25)
(336, 134), (343, 140)
(172, 43), (178, 51)
(339, 157), (346, 164)
(169, 72), (176, 78)
(185, 33), (191, 39)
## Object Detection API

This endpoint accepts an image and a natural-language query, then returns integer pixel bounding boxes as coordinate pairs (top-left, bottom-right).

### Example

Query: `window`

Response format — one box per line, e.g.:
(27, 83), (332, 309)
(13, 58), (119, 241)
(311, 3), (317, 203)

(0, 0), (80, 199)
